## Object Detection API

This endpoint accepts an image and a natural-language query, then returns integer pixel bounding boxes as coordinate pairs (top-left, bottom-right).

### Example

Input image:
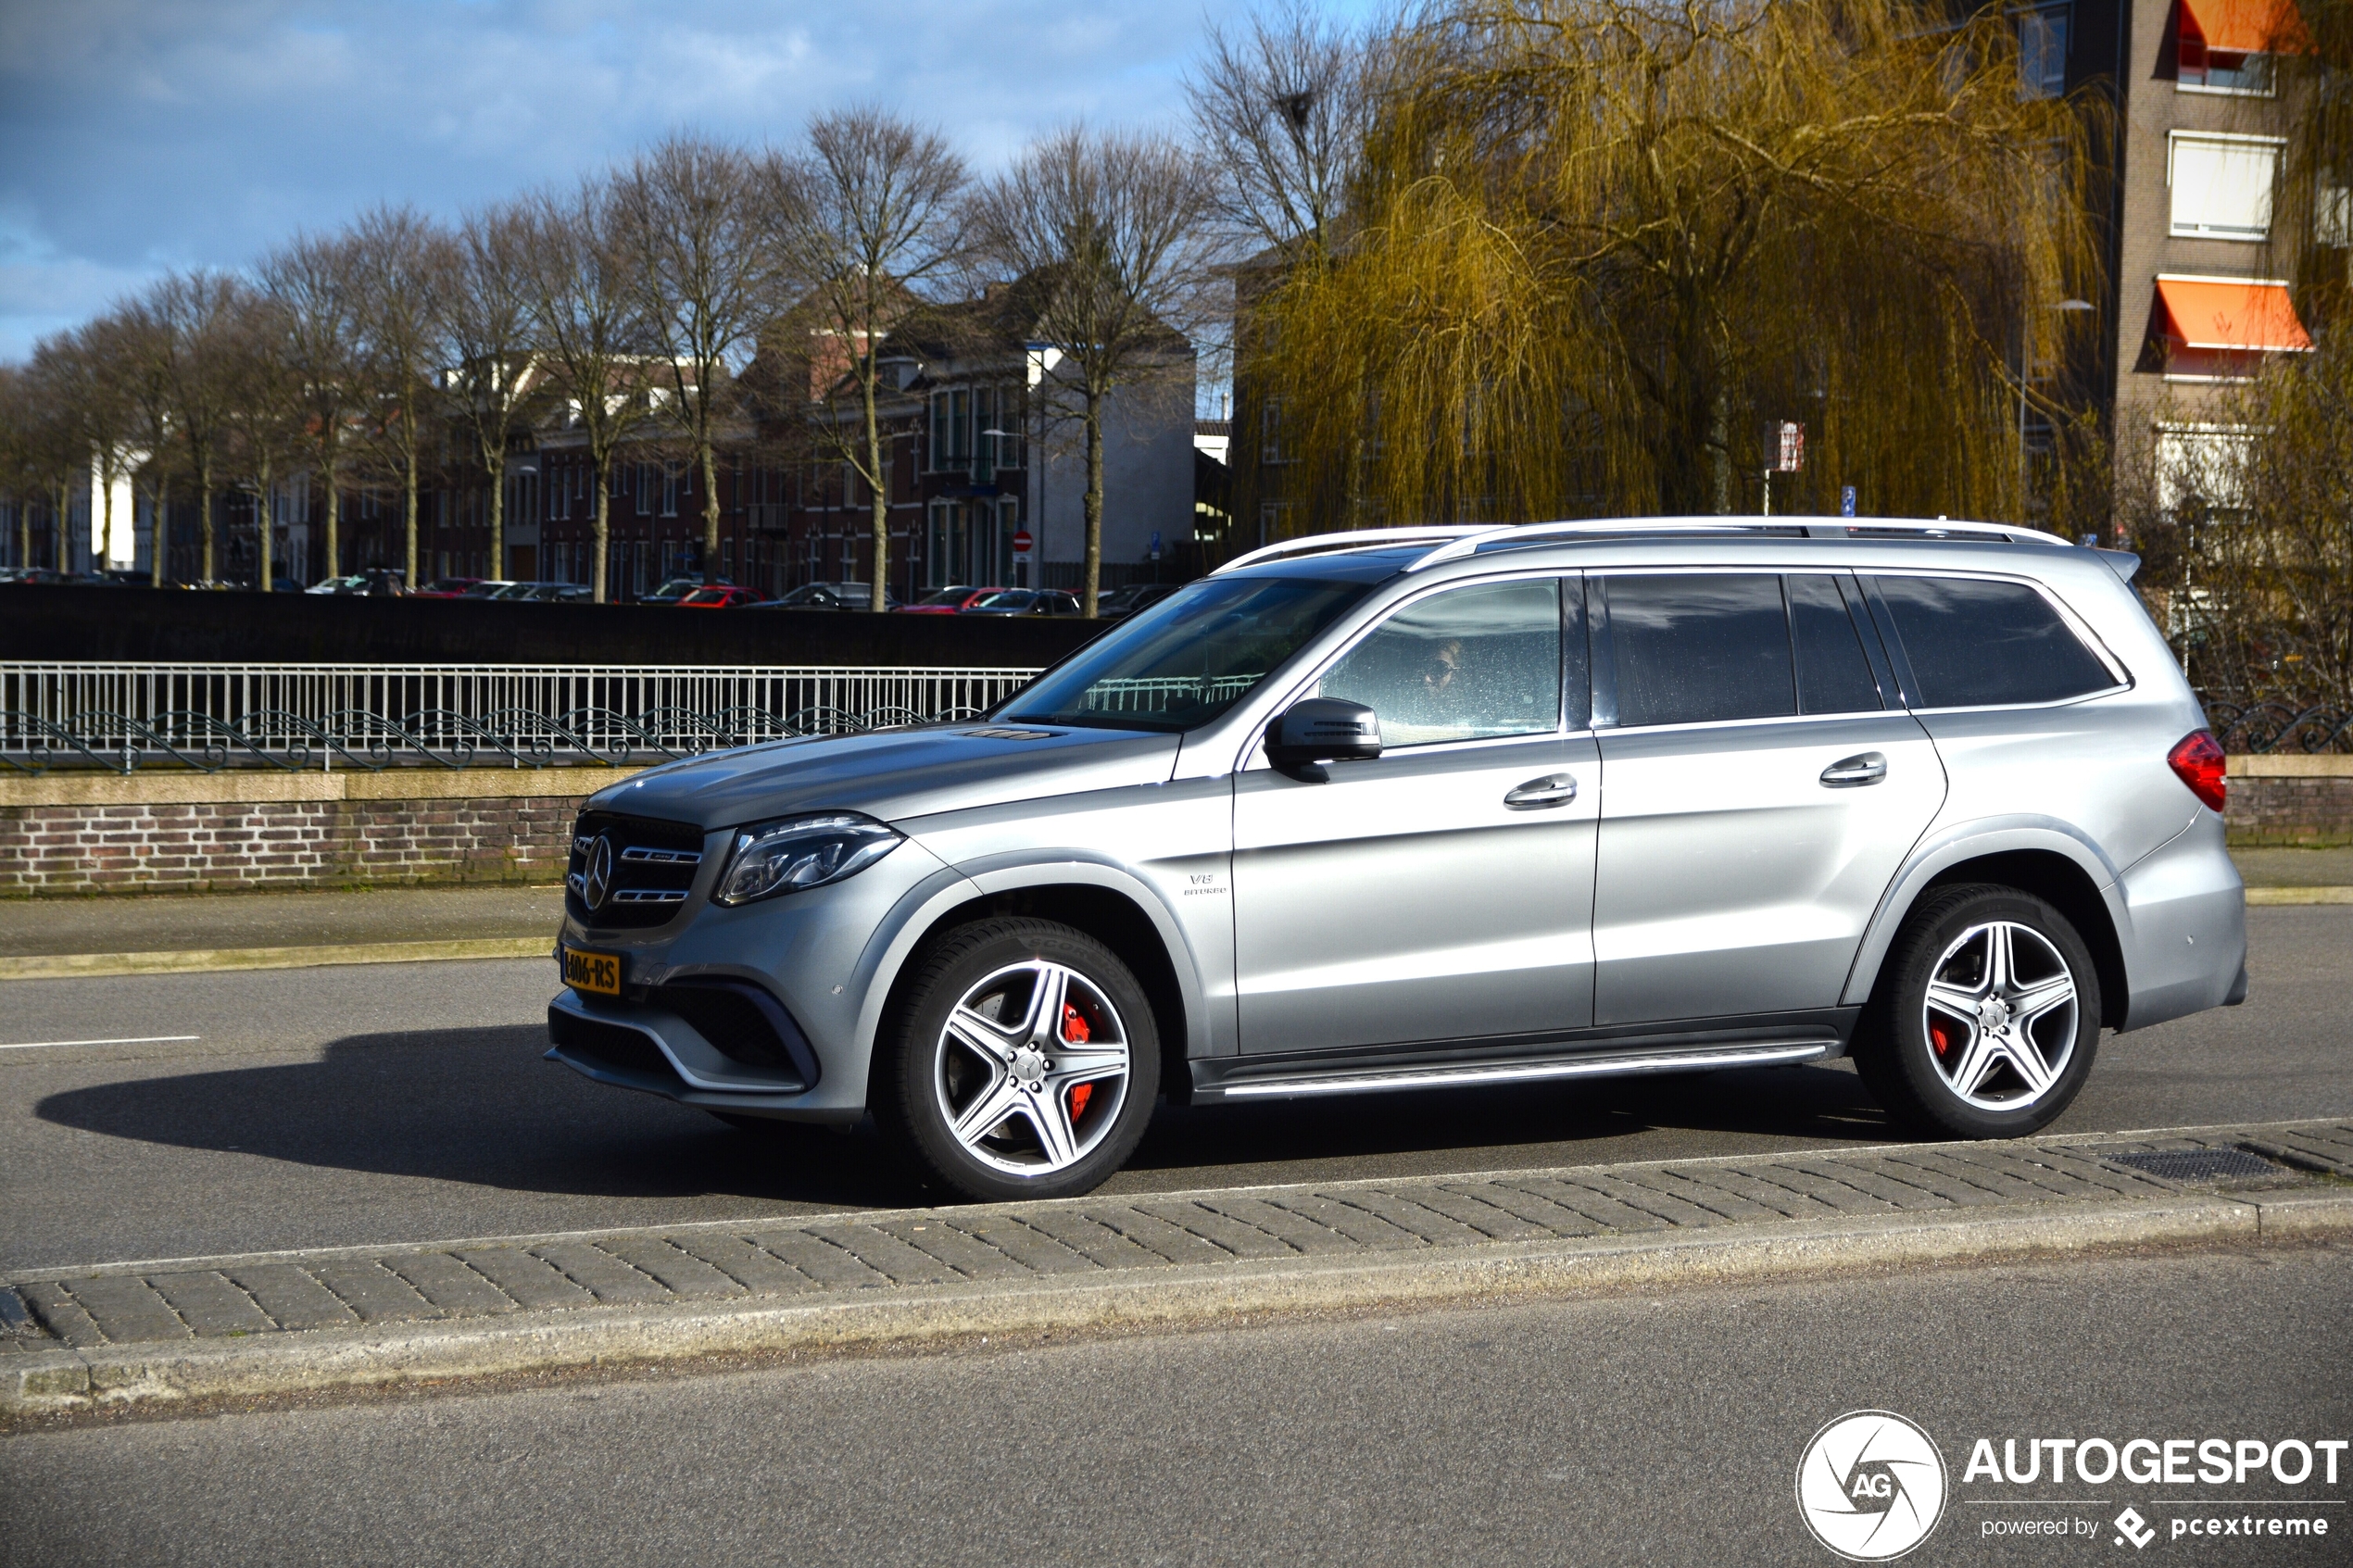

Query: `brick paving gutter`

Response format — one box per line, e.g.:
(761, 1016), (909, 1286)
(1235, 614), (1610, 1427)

(5, 1120), (2348, 1418)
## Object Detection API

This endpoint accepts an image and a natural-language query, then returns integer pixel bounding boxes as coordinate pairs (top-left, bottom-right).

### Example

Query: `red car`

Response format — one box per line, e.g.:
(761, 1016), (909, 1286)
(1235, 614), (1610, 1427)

(899, 584), (1003, 614)
(676, 584), (763, 608)
(410, 577), (485, 599)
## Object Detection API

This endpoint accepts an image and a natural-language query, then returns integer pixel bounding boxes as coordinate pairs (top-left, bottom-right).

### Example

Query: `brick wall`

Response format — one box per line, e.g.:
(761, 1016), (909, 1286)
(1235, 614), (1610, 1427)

(2225, 774), (2353, 848)
(0, 771), (626, 897)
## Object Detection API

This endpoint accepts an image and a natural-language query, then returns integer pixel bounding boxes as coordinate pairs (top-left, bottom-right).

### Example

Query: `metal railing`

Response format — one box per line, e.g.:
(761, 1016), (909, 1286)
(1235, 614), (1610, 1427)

(2206, 702), (2353, 756)
(0, 662), (1041, 774)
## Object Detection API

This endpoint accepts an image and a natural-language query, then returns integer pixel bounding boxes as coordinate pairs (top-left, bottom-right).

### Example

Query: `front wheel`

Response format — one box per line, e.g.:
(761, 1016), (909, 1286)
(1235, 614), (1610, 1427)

(1854, 884), (2101, 1139)
(876, 918), (1159, 1201)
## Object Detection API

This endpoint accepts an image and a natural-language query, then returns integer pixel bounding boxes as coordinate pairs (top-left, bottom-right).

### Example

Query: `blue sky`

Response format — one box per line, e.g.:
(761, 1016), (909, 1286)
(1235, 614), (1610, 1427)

(0, 0), (1373, 361)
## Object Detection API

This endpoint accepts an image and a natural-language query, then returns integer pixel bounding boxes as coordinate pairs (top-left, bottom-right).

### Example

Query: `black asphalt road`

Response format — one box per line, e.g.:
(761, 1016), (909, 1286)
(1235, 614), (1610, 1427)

(5, 908), (2348, 1272)
(5, 1240), (2347, 1566)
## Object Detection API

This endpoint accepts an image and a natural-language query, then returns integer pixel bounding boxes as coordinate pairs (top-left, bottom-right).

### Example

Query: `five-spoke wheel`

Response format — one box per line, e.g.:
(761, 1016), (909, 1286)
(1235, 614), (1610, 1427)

(880, 917), (1160, 1200)
(1856, 884), (2101, 1137)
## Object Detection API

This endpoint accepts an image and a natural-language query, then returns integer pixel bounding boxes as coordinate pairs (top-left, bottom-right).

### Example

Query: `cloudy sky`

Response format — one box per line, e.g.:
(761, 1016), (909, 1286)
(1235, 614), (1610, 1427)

(0, 0), (1372, 361)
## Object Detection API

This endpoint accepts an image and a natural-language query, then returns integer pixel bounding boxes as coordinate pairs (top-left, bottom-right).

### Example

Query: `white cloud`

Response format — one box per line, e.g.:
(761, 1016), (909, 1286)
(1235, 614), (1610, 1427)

(0, 0), (1389, 358)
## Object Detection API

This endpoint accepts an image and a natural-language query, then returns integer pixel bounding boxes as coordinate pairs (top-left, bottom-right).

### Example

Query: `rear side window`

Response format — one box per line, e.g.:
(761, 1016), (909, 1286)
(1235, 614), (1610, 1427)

(1604, 573), (1794, 727)
(1789, 574), (1883, 715)
(1874, 575), (2116, 708)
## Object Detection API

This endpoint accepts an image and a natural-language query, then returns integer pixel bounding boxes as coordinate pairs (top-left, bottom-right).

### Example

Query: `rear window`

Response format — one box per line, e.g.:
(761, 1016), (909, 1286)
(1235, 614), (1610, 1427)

(1873, 576), (2116, 708)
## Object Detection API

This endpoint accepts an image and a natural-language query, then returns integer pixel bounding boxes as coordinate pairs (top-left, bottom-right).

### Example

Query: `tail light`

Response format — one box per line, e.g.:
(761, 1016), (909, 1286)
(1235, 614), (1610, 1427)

(2167, 730), (2228, 813)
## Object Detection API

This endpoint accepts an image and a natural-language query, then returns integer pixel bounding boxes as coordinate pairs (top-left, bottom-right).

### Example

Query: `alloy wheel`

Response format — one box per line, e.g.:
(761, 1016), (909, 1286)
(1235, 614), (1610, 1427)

(1920, 921), (2080, 1110)
(933, 960), (1131, 1175)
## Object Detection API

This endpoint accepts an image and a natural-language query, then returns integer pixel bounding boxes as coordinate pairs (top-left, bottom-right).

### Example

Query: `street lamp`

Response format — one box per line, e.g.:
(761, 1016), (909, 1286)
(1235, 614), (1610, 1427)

(2020, 298), (2095, 521)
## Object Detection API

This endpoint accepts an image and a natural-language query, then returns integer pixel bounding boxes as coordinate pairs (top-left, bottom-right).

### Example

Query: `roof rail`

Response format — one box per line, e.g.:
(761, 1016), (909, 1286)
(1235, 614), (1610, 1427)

(1404, 515), (2078, 571)
(1211, 527), (1490, 575)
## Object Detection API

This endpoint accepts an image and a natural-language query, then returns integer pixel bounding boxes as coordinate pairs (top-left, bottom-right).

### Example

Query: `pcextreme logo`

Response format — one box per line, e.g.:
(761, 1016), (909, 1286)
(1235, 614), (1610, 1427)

(1797, 1410), (1950, 1562)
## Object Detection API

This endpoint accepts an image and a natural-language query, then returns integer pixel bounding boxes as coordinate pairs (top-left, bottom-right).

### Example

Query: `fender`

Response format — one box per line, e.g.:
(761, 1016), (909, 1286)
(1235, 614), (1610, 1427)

(849, 852), (1219, 1075)
(841, 862), (989, 1110)
(962, 853), (1217, 1060)
(1839, 815), (2133, 1010)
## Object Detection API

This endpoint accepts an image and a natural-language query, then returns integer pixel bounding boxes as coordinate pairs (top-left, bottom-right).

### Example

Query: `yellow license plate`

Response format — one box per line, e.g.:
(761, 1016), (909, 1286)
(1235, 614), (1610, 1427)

(560, 945), (622, 997)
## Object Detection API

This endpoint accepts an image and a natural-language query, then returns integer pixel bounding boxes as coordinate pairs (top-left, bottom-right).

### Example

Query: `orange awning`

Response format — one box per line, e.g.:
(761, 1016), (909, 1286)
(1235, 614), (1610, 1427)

(2152, 276), (2313, 353)
(2179, 0), (2310, 54)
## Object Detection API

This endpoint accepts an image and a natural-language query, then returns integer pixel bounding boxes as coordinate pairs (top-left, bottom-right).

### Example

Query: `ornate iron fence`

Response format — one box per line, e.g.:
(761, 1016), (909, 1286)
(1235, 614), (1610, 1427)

(2204, 702), (2353, 756)
(0, 662), (1041, 774)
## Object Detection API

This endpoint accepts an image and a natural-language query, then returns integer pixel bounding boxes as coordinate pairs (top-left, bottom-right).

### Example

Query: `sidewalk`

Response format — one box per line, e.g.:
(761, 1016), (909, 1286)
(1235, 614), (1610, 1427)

(6, 1118), (2347, 1418)
(0, 885), (565, 979)
(1, 850), (2346, 981)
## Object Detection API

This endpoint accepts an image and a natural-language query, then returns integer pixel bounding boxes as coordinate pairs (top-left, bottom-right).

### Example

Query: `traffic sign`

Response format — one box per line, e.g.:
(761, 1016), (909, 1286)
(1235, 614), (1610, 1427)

(1011, 529), (1034, 555)
(1841, 485), (1856, 518)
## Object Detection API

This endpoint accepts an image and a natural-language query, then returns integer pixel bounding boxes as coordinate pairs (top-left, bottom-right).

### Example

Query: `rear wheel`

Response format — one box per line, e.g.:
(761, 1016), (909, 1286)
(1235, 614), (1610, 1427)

(876, 918), (1159, 1201)
(1854, 884), (2101, 1138)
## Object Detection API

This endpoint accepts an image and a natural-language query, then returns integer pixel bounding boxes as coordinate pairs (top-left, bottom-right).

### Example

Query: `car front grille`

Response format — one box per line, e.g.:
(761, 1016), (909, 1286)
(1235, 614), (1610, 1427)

(652, 980), (819, 1085)
(566, 811), (709, 928)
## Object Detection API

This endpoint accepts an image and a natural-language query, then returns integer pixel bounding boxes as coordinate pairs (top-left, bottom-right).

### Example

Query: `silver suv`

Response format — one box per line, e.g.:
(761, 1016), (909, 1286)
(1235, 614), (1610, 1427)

(548, 519), (2247, 1199)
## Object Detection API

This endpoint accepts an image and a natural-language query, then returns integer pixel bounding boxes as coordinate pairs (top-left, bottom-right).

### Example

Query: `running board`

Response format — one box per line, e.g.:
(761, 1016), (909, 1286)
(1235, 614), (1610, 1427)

(1195, 1041), (1831, 1102)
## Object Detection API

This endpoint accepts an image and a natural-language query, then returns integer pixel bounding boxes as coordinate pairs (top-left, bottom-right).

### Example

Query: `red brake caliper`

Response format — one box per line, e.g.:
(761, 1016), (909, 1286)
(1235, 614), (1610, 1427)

(1063, 1005), (1093, 1121)
(1930, 1022), (1952, 1057)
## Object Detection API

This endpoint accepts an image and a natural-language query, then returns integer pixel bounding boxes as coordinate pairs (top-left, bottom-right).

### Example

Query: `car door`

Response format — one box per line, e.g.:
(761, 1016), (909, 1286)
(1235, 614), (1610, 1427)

(1232, 574), (1600, 1055)
(1590, 571), (1945, 1027)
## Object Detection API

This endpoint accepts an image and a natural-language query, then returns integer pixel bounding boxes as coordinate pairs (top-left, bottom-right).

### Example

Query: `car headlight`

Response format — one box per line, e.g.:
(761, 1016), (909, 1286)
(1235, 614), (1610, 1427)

(714, 813), (902, 906)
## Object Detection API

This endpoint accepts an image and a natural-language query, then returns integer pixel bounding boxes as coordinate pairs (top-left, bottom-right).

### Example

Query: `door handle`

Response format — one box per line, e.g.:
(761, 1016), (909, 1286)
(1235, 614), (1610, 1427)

(1820, 752), (1887, 787)
(1504, 773), (1579, 809)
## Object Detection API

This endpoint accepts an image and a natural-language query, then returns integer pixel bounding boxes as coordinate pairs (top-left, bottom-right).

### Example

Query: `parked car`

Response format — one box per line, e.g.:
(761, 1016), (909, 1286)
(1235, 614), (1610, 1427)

(411, 577), (484, 599)
(900, 585), (1001, 614)
(305, 569), (406, 596)
(521, 583), (596, 603)
(755, 582), (900, 611)
(0, 568), (70, 584)
(962, 588), (1081, 617)
(639, 576), (718, 607)
(678, 585), (764, 608)
(548, 517), (2246, 1201)
(1096, 583), (1181, 619)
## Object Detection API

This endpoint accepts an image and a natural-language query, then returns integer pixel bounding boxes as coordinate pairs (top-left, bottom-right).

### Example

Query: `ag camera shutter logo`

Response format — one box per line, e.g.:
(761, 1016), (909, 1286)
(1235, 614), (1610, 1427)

(1796, 1411), (1948, 1561)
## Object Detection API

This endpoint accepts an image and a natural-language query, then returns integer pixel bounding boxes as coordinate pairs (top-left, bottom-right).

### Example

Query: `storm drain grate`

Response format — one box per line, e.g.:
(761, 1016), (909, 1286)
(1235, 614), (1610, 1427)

(2105, 1148), (2283, 1183)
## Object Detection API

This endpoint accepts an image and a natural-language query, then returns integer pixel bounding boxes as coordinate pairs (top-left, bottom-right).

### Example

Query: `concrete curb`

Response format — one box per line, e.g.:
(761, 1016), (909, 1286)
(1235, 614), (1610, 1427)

(2244, 885), (2353, 906)
(7, 1190), (2346, 1419)
(0, 936), (550, 982)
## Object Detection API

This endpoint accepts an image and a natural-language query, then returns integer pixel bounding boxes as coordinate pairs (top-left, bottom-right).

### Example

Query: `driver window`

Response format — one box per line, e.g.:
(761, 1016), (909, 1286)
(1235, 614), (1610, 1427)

(1318, 579), (1563, 747)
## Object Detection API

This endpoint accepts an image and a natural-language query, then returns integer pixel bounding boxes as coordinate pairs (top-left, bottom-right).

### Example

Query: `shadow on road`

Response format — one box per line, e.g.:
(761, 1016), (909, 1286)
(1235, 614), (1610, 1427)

(34, 1022), (1896, 1210)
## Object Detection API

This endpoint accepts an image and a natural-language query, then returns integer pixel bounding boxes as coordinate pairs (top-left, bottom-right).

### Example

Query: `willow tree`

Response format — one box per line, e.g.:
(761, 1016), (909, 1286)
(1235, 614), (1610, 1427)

(1245, 0), (2109, 530)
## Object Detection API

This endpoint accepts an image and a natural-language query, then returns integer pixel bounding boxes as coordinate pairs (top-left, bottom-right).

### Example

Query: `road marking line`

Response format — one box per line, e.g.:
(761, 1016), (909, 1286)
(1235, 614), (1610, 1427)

(0, 1034), (203, 1049)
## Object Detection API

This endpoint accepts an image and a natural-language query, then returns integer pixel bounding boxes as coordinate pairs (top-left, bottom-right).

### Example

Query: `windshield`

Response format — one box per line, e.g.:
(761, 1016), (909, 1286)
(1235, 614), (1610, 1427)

(975, 590), (1035, 609)
(1001, 575), (1372, 732)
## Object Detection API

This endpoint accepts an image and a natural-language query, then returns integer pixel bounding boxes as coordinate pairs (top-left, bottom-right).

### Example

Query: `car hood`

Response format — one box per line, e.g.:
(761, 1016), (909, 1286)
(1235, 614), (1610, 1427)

(581, 724), (1183, 832)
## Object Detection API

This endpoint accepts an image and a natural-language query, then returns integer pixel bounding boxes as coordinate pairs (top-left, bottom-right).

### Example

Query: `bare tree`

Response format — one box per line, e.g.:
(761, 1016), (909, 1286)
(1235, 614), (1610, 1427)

(32, 323), (137, 574)
(438, 202), (543, 581)
(350, 206), (453, 590)
(618, 136), (784, 585)
(0, 365), (34, 567)
(967, 127), (1220, 615)
(136, 271), (250, 583)
(520, 175), (654, 603)
(221, 292), (306, 591)
(763, 108), (967, 610)
(1186, 0), (1381, 254)
(259, 229), (368, 582)
(93, 303), (182, 585)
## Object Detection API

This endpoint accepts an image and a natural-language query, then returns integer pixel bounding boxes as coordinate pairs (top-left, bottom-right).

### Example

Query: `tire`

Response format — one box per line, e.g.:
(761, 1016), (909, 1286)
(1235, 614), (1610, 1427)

(1853, 884), (2101, 1139)
(875, 917), (1160, 1201)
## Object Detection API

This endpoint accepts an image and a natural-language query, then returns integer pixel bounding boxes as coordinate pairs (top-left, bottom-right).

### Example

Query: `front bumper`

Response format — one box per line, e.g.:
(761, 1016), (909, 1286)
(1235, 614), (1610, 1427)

(546, 833), (972, 1121)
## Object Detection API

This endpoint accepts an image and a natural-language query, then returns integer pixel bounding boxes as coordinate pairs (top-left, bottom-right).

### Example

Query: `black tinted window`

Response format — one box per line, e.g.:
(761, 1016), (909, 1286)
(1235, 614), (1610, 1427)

(1875, 575), (2115, 708)
(1604, 574), (1794, 727)
(1320, 579), (1562, 746)
(1789, 575), (1883, 714)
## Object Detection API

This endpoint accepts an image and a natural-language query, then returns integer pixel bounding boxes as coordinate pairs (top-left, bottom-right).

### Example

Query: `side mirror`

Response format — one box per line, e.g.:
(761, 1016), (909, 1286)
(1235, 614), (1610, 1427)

(1265, 697), (1381, 782)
